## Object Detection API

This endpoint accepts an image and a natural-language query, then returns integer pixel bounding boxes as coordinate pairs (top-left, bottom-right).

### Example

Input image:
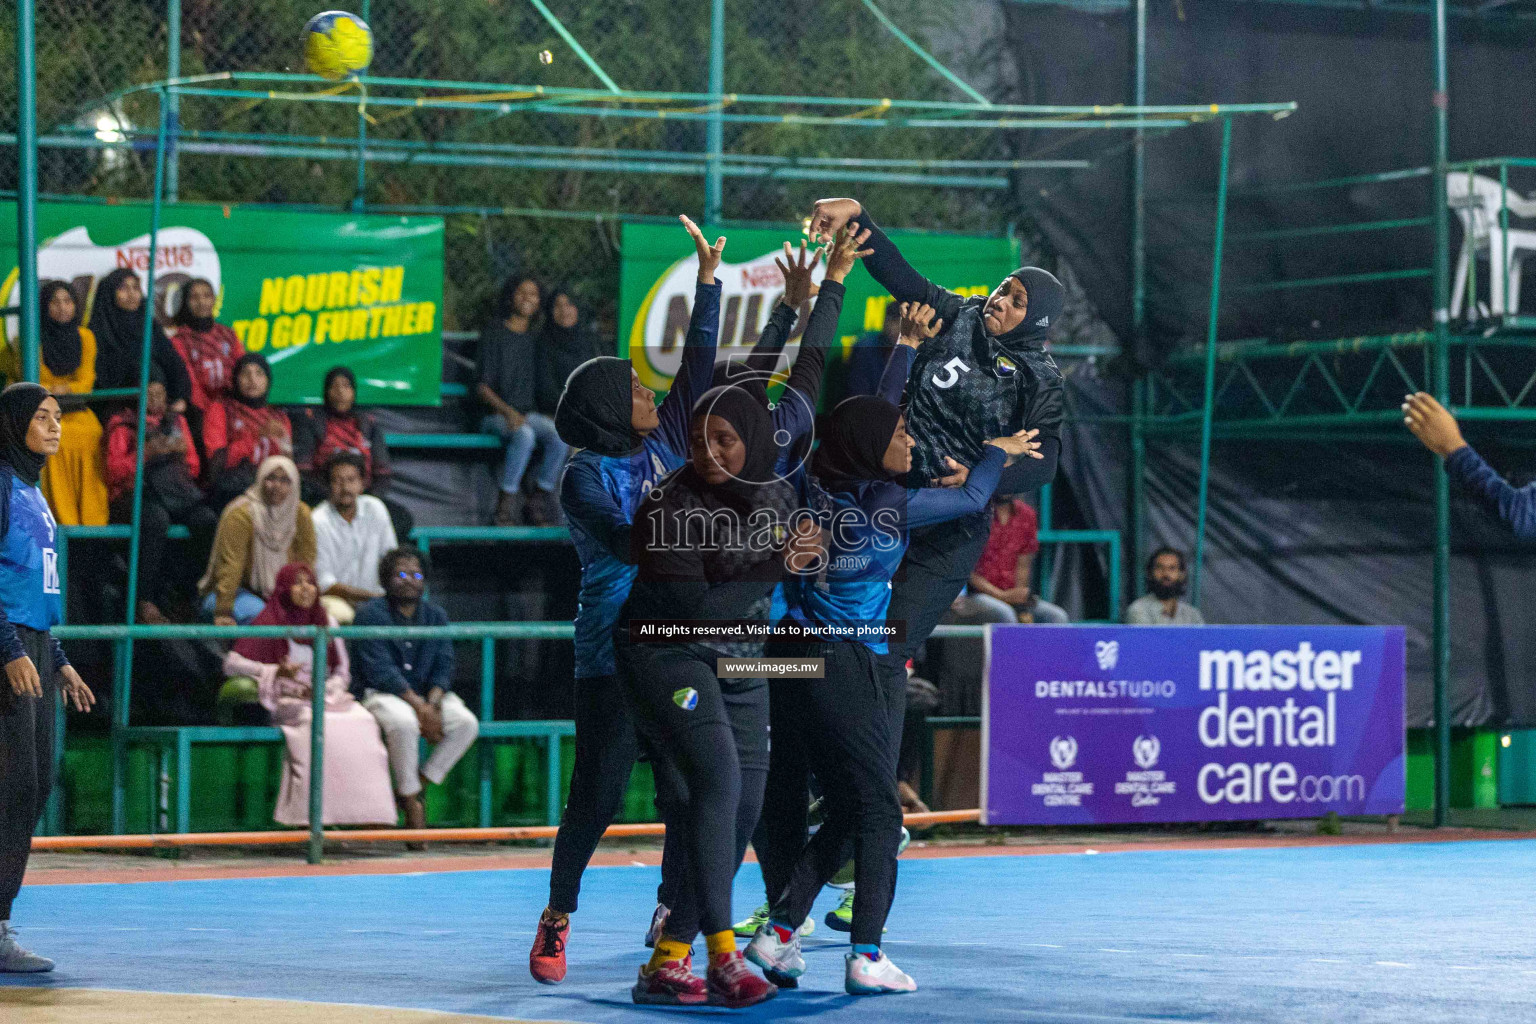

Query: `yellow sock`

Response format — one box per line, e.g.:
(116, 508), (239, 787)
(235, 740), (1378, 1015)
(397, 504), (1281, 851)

(646, 937), (692, 973)
(705, 930), (737, 958)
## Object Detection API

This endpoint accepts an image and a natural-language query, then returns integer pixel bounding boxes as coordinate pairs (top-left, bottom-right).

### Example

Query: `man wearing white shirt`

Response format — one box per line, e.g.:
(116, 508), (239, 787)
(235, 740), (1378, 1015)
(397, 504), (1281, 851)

(313, 452), (398, 625)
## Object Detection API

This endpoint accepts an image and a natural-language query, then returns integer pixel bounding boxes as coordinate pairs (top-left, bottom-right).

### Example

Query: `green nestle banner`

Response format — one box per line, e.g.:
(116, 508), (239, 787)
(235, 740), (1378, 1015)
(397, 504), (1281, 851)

(1, 201), (444, 405)
(618, 221), (1020, 396)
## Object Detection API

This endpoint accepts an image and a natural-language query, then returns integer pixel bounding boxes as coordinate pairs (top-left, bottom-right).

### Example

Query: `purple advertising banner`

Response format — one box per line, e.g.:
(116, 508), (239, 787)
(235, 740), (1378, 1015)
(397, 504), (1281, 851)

(982, 626), (1406, 825)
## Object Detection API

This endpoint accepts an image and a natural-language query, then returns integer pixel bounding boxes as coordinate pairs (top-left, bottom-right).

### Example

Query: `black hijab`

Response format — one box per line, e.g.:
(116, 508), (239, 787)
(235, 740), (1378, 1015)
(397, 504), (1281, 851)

(646, 384), (798, 577)
(39, 280), (83, 378)
(987, 266), (1066, 354)
(231, 352), (272, 410)
(709, 358), (770, 409)
(554, 356), (642, 457)
(812, 395), (903, 488)
(88, 267), (171, 389)
(172, 277), (217, 333)
(536, 289), (602, 414)
(323, 365), (357, 417)
(0, 383), (51, 486)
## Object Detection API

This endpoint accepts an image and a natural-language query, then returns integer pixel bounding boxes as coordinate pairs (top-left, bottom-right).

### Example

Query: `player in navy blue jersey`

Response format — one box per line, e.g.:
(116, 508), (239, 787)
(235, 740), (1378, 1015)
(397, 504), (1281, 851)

(806, 196), (1066, 769)
(0, 383), (96, 973)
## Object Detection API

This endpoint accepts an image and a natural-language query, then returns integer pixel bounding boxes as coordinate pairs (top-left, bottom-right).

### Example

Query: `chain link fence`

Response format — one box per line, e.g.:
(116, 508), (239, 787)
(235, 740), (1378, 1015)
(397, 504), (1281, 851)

(6, 0), (1026, 330)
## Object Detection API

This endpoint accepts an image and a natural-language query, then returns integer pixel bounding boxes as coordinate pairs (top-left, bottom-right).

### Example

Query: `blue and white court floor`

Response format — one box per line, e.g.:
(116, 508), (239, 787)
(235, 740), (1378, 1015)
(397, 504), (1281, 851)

(3, 837), (1534, 1023)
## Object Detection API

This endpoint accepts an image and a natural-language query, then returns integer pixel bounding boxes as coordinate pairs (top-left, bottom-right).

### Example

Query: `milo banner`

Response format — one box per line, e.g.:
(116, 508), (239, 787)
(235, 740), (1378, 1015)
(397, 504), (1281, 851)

(982, 625), (1407, 824)
(619, 221), (1020, 393)
(1, 201), (444, 405)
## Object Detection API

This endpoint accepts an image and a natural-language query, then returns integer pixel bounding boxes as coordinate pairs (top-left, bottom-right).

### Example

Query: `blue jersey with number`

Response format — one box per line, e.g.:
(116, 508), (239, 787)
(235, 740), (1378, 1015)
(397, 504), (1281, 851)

(0, 473), (62, 632)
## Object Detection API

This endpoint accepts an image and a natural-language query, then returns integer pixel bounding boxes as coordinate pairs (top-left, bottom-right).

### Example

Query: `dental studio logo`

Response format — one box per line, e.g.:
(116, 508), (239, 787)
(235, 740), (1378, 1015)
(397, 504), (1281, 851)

(1095, 640), (1120, 671)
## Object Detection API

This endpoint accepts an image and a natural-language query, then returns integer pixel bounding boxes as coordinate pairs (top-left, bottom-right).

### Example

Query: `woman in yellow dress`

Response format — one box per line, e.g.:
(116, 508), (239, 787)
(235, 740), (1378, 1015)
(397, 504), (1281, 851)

(36, 281), (108, 525)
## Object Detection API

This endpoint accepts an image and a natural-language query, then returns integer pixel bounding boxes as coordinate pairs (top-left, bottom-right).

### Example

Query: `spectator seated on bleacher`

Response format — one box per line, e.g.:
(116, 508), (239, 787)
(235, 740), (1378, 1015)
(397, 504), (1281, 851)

(222, 562), (396, 827)
(478, 275), (564, 527)
(203, 352), (292, 511)
(293, 366), (411, 540)
(86, 268), (193, 415)
(1125, 547), (1205, 626)
(168, 276), (246, 453)
(951, 494), (1069, 625)
(105, 365), (217, 624)
(198, 455), (315, 625)
(352, 547), (478, 831)
(313, 452), (396, 626)
(36, 281), (108, 526)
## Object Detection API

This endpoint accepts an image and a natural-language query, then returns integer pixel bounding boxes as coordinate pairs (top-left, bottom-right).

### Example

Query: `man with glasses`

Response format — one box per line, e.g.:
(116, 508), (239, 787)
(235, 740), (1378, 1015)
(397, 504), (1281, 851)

(351, 546), (478, 832)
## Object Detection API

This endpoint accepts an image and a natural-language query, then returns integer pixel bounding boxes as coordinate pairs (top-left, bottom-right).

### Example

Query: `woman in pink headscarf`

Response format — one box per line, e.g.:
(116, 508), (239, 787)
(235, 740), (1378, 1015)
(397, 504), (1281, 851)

(222, 562), (395, 826)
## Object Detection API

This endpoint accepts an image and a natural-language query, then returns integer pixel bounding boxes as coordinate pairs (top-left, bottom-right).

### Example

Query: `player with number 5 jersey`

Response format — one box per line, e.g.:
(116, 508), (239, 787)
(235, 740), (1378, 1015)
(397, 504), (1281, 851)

(806, 196), (1066, 796)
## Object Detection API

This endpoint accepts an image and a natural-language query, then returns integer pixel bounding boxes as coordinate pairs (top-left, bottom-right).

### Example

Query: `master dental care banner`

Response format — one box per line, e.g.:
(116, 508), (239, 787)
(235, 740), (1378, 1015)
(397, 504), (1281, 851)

(618, 222), (1020, 393)
(1, 201), (443, 405)
(982, 626), (1406, 824)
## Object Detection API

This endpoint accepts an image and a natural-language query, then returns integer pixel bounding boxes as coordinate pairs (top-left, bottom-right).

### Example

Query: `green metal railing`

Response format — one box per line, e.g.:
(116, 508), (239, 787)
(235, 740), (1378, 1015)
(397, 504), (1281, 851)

(47, 619), (998, 860)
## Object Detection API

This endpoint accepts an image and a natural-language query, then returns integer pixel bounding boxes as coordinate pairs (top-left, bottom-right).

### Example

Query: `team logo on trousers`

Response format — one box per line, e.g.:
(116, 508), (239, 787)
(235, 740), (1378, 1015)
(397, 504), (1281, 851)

(1049, 735), (1078, 771)
(1095, 640), (1120, 671)
(1133, 734), (1160, 770)
(672, 687), (699, 711)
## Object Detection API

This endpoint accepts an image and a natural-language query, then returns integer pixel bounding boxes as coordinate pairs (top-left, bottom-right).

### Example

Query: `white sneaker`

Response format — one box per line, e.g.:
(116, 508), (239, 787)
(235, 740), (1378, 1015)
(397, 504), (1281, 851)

(844, 950), (915, 995)
(0, 923), (54, 973)
(744, 923), (805, 987)
(644, 903), (670, 948)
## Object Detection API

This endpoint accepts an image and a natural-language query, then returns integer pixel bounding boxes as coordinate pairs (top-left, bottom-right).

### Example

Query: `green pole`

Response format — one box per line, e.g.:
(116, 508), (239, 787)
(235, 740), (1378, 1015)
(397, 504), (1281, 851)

(704, 0), (724, 222)
(166, 0), (181, 203)
(1129, 0), (1148, 603)
(352, 0), (370, 212)
(309, 628), (328, 863)
(1131, 379), (1146, 600)
(16, 0), (40, 384)
(124, 93), (170, 624)
(1192, 116), (1233, 609)
(1431, 0), (1452, 828)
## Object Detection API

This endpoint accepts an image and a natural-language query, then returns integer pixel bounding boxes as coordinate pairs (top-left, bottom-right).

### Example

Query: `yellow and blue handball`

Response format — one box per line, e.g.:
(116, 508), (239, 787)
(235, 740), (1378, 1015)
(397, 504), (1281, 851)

(304, 10), (373, 80)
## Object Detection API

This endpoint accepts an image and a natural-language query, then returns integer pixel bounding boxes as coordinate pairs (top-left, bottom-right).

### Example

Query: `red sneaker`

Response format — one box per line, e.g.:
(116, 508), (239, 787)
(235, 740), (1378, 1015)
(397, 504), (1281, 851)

(529, 911), (568, 984)
(632, 954), (708, 1005)
(707, 950), (778, 1008)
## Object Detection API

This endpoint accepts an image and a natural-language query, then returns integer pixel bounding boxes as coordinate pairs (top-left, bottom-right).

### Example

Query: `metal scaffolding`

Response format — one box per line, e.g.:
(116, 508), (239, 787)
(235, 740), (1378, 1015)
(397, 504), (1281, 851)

(7, 0), (1311, 842)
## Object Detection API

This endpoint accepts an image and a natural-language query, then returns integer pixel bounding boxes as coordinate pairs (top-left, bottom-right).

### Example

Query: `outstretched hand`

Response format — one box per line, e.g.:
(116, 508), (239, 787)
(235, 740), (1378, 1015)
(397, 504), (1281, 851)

(986, 427), (1043, 463)
(1403, 392), (1468, 458)
(825, 227), (874, 284)
(680, 215), (727, 284)
(775, 240), (823, 310)
(808, 198), (861, 244)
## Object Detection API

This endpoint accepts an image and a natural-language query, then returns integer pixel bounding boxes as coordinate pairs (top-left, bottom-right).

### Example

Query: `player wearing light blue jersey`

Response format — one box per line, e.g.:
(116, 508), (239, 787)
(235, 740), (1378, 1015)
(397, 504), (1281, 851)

(0, 383), (96, 974)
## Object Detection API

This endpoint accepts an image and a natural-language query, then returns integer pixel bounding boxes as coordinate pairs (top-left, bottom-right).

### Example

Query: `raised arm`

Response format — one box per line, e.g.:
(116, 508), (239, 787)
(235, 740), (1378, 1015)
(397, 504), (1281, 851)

(743, 240), (819, 376)
(1400, 391), (1536, 537)
(810, 199), (963, 326)
(653, 215), (726, 454)
(1446, 445), (1536, 539)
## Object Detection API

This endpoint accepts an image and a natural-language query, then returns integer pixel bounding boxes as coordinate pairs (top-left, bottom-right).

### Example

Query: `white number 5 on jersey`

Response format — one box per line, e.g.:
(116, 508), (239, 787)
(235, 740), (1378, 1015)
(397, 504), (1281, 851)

(931, 356), (970, 390)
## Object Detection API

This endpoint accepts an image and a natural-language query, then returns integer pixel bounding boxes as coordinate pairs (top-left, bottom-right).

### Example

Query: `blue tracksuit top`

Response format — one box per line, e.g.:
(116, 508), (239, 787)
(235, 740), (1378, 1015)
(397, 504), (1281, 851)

(0, 469), (69, 668)
(562, 281), (720, 679)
